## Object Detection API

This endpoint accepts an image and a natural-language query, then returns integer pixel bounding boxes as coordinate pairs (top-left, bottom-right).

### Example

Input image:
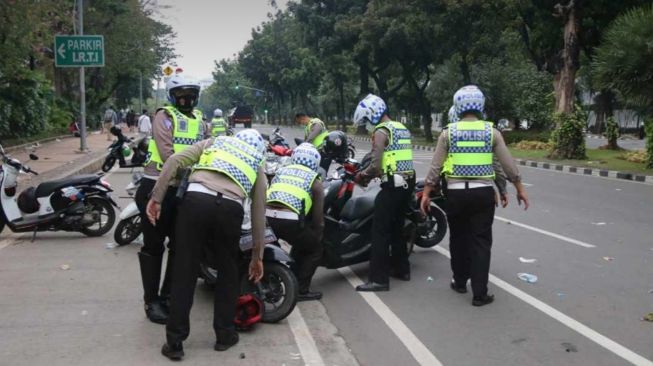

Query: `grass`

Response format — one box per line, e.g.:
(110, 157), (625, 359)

(508, 147), (653, 175)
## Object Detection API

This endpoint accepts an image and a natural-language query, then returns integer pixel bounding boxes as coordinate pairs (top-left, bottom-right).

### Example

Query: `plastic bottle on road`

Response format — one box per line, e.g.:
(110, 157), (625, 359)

(518, 273), (538, 283)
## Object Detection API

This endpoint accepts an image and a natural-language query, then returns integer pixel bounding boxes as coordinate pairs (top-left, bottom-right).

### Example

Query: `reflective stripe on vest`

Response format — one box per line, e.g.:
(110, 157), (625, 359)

(311, 131), (329, 149)
(376, 121), (414, 175)
(267, 164), (318, 215)
(446, 121), (494, 179)
(192, 136), (264, 196)
(211, 117), (227, 137)
(147, 106), (204, 170)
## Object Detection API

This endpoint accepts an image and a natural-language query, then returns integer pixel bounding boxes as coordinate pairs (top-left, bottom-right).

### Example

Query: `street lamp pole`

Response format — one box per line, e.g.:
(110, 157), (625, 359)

(78, 0), (87, 151)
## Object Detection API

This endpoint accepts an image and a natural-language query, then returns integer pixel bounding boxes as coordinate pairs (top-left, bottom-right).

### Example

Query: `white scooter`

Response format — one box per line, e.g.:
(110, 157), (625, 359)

(113, 172), (142, 246)
(0, 142), (117, 239)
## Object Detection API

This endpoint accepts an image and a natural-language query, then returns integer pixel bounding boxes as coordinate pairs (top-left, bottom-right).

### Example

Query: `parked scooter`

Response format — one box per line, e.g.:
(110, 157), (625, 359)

(113, 172), (142, 246)
(261, 128), (293, 183)
(0, 142), (118, 239)
(101, 127), (149, 172)
(319, 158), (447, 269)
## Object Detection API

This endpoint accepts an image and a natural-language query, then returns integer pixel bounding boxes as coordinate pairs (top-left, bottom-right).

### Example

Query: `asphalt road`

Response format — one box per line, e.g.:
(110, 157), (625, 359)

(0, 124), (651, 366)
(584, 135), (646, 150)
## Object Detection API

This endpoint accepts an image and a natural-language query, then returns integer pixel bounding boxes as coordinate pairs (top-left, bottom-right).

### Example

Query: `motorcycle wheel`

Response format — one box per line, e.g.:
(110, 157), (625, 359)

(80, 197), (116, 237)
(101, 156), (116, 172)
(240, 262), (298, 323)
(113, 215), (141, 246)
(414, 201), (447, 248)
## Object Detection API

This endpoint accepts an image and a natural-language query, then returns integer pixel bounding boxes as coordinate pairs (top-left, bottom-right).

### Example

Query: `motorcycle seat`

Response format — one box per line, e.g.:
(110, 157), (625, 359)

(35, 174), (99, 197)
(339, 195), (375, 221)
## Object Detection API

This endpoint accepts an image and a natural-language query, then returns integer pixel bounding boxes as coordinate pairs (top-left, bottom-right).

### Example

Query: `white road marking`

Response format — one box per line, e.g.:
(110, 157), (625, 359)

(432, 245), (653, 366)
(338, 267), (443, 366)
(287, 306), (326, 366)
(494, 216), (596, 248)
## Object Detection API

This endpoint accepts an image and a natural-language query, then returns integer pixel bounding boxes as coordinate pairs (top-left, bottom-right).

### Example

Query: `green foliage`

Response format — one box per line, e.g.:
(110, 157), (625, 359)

(0, 70), (51, 138)
(549, 108), (587, 160)
(646, 119), (653, 168)
(502, 130), (551, 145)
(604, 116), (620, 150)
(592, 4), (653, 110)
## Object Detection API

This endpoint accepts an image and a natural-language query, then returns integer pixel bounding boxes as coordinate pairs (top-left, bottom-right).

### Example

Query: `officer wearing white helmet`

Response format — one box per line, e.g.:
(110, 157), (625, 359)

(421, 85), (529, 306)
(147, 129), (267, 360)
(352, 94), (415, 292)
(266, 143), (325, 301)
(211, 108), (228, 137)
(135, 73), (205, 325)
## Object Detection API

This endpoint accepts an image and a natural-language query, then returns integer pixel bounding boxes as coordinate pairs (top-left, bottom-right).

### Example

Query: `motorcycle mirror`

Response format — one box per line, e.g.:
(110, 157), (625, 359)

(29, 153), (39, 161)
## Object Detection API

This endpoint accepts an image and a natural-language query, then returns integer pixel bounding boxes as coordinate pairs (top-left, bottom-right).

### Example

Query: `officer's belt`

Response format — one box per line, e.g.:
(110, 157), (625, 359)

(265, 208), (299, 220)
(447, 181), (491, 190)
(187, 183), (244, 206)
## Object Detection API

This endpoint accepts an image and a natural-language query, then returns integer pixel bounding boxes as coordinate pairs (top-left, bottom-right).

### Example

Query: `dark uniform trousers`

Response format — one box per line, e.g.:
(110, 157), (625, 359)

(166, 191), (243, 345)
(268, 217), (323, 293)
(135, 177), (178, 303)
(369, 179), (414, 284)
(444, 185), (495, 297)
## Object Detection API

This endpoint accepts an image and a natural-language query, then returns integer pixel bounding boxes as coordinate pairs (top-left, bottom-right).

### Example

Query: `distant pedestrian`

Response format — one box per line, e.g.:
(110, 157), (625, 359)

(138, 109), (152, 136)
(103, 106), (118, 141)
(126, 109), (136, 132)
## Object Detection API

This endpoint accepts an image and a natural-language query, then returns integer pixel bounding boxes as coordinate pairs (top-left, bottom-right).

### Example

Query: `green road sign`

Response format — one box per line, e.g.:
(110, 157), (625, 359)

(54, 35), (105, 67)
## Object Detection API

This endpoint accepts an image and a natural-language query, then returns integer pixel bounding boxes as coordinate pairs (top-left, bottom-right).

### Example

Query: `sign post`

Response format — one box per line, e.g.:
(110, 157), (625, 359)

(54, 2), (104, 151)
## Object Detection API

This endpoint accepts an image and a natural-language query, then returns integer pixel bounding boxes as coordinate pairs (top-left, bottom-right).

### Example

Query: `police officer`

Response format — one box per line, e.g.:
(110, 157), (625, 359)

(210, 108), (228, 137)
(352, 94), (415, 292)
(147, 129), (267, 360)
(297, 114), (332, 171)
(135, 73), (205, 324)
(421, 85), (529, 306)
(266, 143), (325, 301)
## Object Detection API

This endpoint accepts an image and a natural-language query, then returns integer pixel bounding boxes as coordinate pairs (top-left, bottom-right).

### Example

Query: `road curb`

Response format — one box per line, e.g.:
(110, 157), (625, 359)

(348, 135), (653, 184)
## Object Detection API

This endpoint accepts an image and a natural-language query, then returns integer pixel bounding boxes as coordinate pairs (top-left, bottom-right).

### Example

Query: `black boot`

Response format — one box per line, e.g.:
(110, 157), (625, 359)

(159, 252), (175, 312)
(298, 290), (323, 301)
(214, 328), (239, 351)
(138, 252), (168, 324)
(161, 342), (184, 360)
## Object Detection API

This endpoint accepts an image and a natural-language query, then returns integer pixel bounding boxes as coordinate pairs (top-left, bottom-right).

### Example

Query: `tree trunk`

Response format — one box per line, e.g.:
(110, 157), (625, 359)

(421, 104), (434, 143)
(460, 53), (472, 85)
(359, 62), (370, 97)
(553, 1), (580, 115)
(338, 81), (345, 131)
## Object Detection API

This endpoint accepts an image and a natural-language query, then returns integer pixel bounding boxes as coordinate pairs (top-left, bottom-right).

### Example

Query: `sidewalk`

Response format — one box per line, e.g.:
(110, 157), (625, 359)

(7, 130), (123, 189)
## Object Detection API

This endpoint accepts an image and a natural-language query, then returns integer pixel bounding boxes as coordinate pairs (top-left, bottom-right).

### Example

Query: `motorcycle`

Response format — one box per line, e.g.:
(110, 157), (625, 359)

(261, 128), (293, 183)
(101, 128), (149, 172)
(113, 172), (143, 246)
(261, 127), (290, 149)
(0, 142), (118, 239)
(318, 158), (447, 269)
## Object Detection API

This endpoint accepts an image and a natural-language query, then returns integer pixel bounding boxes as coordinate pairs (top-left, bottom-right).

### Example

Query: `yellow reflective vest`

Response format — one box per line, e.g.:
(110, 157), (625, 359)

(146, 106), (204, 170)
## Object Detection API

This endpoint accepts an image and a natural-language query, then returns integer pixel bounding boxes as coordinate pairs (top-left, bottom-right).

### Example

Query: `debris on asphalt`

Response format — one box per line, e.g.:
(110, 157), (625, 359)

(290, 352), (301, 360)
(591, 222), (607, 226)
(519, 257), (537, 263)
(239, 353), (246, 359)
(602, 256), (615, 262)
(55, 138), (61, 142)
(641, 313), (653, 322)
(648, 289), (653, 294)
(561, 342), (578, 352)
(105, 242), (117, 249)
(426, 276), (434, 282)
(615, 188), (622, 191)
(517, 273), (538, 283)
(60, 264), (70, 270)
(81, 310), (88, 316)
(557, 292), (565, 298)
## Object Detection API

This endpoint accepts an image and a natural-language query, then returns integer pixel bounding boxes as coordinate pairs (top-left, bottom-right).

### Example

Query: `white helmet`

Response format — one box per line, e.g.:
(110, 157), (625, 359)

(291, 143), (321, 172)
(447, 105), (459, 124)
(213, 108), (223, 118)
(235, 129), (266, 155)
(166, 73), (201, 107)
(453, 85), (485, 117)
(353, 94), (387, 130)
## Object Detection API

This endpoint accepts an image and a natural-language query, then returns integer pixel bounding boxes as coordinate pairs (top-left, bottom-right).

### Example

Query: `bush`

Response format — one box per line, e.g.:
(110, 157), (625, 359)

(549, 108), (587, 160)
(618, 149), (647, 164)
(512, 140), (551, 150)
(605, 116), (620, 150)
(0, 70), (51, 139)
(502, 130), (550, 144)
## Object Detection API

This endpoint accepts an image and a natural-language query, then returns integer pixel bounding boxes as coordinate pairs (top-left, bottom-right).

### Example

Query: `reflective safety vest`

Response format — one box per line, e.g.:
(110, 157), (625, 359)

(375, 121), (414, 175)
(445, 120), (495, 179)
(146, 106), (204, 170)
(193, 136), (264, 196)
(305, 119), (328, 148)
(211, 117), (227, 137)
(267, 164), (318, 215)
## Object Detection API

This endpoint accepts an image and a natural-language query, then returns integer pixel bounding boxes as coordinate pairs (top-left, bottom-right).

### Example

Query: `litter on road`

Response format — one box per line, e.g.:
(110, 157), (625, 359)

(641, 313), (653, 322)
(591, 222), (607, 226)
(105, 242), (117, 249)
(426, 276), (434, 282)
(59, 264), (70, 270)
(519, 257), (537, 263)
(602, 256), (615, 262)
(517, 273), (538, 283)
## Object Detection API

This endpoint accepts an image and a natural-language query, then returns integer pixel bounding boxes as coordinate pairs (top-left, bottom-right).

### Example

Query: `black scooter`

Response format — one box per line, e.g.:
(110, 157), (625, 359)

(319, 158), (447, 269)
(101, 127), (148, 172)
